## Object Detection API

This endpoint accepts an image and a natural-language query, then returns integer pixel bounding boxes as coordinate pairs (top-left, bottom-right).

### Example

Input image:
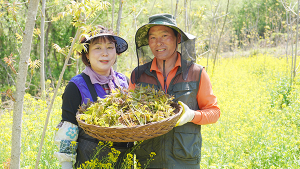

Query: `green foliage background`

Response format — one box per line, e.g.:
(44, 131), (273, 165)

(0, 0), (297, 96)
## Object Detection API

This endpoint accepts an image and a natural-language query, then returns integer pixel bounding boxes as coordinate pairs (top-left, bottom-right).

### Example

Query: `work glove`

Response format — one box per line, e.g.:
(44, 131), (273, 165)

(61, 161), (73, 169)
(176, 101), (195, 126)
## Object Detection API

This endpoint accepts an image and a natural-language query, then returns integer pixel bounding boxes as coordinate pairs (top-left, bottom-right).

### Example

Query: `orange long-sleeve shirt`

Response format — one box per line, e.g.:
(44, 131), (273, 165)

(129, 56), (220, 125)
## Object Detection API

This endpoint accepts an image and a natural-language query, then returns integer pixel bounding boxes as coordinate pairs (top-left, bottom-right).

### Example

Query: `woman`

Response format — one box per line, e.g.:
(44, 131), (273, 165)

(54, 25), (132, 169)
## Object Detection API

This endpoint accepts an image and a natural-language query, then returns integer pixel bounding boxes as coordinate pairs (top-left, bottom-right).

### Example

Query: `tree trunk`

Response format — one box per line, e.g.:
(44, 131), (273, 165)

(111, 0), (115, 30)
(285, 1), (289, 70)
(76, 58), (79, 74)
(212, 0), (229, 76)
(45, 18), (51, 79)
(10, 0), (39, 168)
(292, 0), (299, 83)
(175, 0), (179, 19)
(40, 0), (46, 97)
(206, 0), (219, 71)
(0, 61), (16, 86)
(114, 0), (123, 71)
(189, 0), (192, 31)
(171, 0), (173, 15)
(290, 8), (294, 81)
(150, 0), (156, 16)
(115, 0), (123, 35)
(184, 0), (188, 32)
(255, 5), (260, 49)
(35, 0), (86, 167)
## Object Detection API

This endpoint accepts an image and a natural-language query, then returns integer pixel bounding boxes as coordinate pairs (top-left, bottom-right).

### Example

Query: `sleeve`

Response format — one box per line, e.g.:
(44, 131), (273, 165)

(54, 121), (79, 166)
(128, 71), (136, 90)
(128, 80), (136, 90)
(54, 82), (82, 166)
(191, 68), (221, 125)
(61, 82), (82, 125)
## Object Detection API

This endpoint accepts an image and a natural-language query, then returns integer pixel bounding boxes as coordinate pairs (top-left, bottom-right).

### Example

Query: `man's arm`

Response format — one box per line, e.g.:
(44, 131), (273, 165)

(192, 68), (220, 125)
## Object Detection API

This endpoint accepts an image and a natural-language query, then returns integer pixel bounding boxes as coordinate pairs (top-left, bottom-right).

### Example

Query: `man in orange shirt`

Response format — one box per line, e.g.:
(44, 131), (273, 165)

(129, 13), (220, 169)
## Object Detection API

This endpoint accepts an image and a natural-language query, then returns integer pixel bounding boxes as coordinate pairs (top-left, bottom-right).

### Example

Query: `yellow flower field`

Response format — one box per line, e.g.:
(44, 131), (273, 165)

(199, 53), (300, 168)
(0, 53), (299, 168)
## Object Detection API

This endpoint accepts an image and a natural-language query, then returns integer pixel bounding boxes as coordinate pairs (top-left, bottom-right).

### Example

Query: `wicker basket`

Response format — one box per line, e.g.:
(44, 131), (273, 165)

(76, 102), (182, 142)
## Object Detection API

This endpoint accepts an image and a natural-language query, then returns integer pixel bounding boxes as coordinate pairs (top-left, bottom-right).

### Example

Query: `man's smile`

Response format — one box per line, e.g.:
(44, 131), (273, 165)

(157, 49), (166, 52)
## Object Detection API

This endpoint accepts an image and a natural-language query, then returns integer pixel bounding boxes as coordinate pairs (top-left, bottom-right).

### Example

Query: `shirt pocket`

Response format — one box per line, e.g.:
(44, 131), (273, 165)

(172, 123), (202, 163)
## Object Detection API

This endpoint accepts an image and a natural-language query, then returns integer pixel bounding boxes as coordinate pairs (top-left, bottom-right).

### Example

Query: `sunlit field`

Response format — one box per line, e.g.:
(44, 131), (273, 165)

(0, 83), (63, 168)
(0, 53), (299, 168)
(199, 54), (300, 168)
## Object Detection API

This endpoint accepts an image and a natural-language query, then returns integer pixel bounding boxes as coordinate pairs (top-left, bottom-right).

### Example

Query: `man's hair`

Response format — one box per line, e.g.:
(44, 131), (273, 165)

(171, 28), (179, 37)
(147, 26), (179, 39)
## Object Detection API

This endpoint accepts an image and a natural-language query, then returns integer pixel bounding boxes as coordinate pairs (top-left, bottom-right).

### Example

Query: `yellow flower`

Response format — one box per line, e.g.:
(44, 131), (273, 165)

(107, 141), (113, 147)
(150, 152), (156, 158)
(71, 141), (77, 146)
(111, 148), (121, 155)
(98, 141), (104, 146)
(126, 153), (133, 159)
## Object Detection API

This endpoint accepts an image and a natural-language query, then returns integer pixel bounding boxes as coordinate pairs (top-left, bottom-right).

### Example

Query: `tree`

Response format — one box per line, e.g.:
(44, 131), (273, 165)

(114, 0), (123, 71)
(281, 0), (299, 84)
(10, 0), (39, 168)
(184, 0), (188, 32)
(35, 0), (112, 167)
(40, 0), (46, 96)
(116, 0), (123, 36)
(212, 0), (230, 76)
(292, 0), (299, 83)
(174, 0), (179, 19)
(111, 0), (115, 30)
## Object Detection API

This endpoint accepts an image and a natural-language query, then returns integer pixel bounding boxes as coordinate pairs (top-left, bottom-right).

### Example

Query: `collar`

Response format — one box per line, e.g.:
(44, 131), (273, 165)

(150, 52), (181, 73)
(82, 66), (120, 89)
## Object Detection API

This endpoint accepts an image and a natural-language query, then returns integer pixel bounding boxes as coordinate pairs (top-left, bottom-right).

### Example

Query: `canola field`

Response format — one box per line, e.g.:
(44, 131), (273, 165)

(0, 53), (299, 168)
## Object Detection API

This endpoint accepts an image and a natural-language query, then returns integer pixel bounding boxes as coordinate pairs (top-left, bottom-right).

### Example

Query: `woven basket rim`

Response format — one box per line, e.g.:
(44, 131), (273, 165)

(76, 102), (182, 141)
(76, 109), (181, 129)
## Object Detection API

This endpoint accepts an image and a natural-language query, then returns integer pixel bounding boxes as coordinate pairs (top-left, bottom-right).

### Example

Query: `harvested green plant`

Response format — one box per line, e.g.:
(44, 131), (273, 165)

(78, 85), (176, 127)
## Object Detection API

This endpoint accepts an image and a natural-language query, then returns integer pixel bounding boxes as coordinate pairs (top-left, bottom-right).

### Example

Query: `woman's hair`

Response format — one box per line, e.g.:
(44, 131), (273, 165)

(80, 25), (119, 66)
(81, 35), (117, 66)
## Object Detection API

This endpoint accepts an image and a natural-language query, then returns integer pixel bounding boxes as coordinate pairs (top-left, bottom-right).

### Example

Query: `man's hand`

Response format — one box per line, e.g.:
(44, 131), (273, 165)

(176, 101), (195, 126)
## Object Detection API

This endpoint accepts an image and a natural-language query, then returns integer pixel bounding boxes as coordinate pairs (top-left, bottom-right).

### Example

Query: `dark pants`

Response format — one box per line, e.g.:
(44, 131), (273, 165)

(75, 137), (134, 169)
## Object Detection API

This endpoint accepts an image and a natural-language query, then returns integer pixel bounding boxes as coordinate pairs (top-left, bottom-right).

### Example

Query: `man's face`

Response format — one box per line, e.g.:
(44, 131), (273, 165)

(148, 25), (180, 61)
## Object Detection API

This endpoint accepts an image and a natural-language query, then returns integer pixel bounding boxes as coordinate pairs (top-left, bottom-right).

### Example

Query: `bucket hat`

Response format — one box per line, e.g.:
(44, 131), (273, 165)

(135, 13), (195, 48)
(80, 25), (128, 54)
(134, 13), (197, 81)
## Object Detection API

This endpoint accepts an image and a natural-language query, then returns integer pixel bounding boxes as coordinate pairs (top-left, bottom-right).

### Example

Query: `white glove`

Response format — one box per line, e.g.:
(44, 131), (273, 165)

(61, 161), (73, 169)
(176, 101), (195, 126)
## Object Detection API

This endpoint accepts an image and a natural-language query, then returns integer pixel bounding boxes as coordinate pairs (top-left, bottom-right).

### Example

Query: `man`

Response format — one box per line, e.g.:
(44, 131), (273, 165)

(129, 13), (220, 169)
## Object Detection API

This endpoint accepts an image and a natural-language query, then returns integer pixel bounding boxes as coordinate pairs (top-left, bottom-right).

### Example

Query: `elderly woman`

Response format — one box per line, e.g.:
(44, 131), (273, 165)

(54, 25), (132, 169)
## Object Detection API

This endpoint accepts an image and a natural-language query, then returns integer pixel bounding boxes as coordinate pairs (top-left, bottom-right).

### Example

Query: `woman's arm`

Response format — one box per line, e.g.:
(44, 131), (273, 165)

(54, 82), (82, 168)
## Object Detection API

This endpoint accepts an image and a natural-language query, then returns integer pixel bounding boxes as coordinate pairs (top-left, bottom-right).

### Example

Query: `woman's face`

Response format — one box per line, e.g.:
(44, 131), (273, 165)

(87, 37), (117, 76)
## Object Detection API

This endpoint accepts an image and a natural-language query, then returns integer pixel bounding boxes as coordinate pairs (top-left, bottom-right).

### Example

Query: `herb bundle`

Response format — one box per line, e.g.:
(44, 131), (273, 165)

(78, 85), (176, 127)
